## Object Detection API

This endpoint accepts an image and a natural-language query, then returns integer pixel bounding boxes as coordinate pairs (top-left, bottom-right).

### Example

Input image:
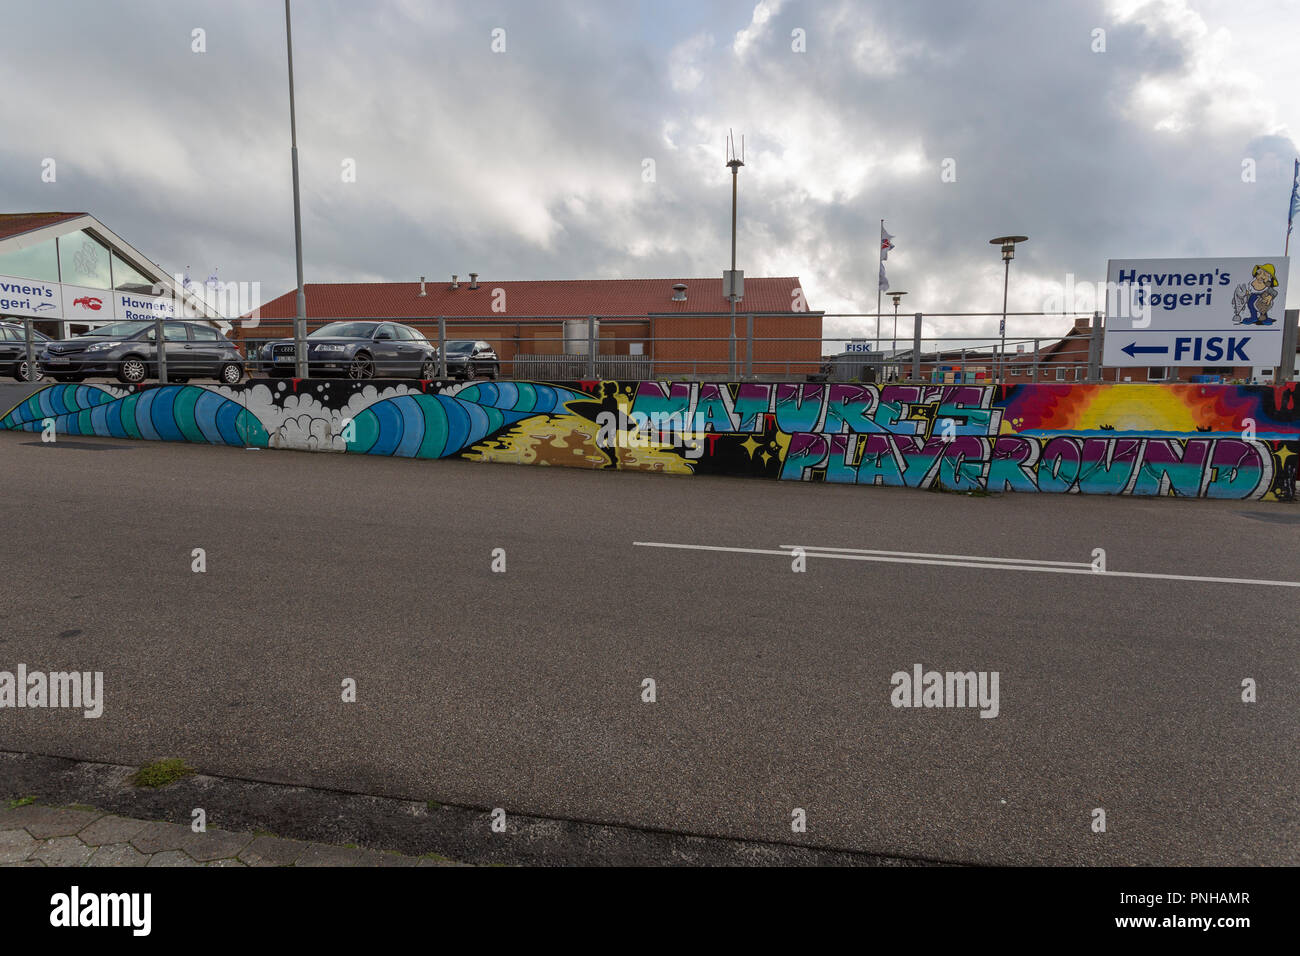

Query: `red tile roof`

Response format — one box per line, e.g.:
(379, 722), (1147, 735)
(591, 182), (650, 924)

(251, 277), (811, 319)
(0, 212), (87, 242)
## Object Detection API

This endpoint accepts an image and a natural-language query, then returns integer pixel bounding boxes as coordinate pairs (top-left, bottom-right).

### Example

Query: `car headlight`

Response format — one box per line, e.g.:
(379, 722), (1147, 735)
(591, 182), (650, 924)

(313, 344), (347, 353)
(84, 342), (121, 352)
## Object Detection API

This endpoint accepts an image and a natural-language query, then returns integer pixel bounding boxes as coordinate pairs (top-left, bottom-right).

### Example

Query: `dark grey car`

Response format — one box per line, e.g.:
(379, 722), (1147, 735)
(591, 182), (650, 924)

(258, 321), (439, 379)
(439, 340), (500, 381)
(0, 322), (51, 382)
(37, 320), (245, 385)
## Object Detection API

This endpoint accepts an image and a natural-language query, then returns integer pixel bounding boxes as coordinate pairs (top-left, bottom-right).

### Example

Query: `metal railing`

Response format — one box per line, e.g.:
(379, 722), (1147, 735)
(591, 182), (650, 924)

(6, 310), (1296, 385)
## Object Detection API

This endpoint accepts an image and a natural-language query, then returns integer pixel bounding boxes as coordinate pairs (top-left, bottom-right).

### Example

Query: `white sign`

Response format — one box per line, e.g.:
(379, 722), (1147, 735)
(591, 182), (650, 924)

(113, 290), (177, 321)
(61, 283), (112, 321)
(1103, 256), (1290, 367)
(0, 274), (61, 318)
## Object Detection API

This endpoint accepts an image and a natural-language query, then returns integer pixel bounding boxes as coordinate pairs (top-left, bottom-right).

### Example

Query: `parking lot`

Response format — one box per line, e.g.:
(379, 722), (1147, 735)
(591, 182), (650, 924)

(1, 427), (1296, 865)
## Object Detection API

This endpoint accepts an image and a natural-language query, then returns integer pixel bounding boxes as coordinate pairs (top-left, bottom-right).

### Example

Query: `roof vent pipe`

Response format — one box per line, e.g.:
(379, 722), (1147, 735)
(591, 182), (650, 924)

(418, 276), (426, 296)
(671, 283), (688, 301)
(450, 274), (459, 289)
(469, 273), (479, 289)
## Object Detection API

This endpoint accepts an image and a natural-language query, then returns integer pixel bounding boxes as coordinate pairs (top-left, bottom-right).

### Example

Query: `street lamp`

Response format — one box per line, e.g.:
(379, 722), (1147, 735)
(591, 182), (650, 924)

(889, 290), (907, 382)
(284, 0), (308, 379)
(989, 235), (1027, 383)
(725, 132), (744, 379)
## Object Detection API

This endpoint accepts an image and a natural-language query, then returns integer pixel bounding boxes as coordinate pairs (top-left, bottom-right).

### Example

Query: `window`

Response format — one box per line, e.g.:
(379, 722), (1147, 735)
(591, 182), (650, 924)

(191, 325), (220, 341)
(146, 323), (189, 343)
(1055, 368), (1065, 381)
(0, 238), (60, 282)
(393, 325), (415, 341)
(84, 321), (150, 338)
(1147, 367), (1169, 381)
(111, 253), (156, 294)
(57, 231), (112, 289)
(374, 324), (395, 340)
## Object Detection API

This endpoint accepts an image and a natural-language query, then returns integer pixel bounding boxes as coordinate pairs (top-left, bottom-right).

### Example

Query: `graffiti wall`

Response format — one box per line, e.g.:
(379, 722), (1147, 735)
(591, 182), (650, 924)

(3, 379), (1297, 500)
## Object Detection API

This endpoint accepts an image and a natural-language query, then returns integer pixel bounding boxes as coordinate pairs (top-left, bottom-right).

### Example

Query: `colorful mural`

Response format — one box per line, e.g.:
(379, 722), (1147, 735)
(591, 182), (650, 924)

(2, 379), (1296, 500)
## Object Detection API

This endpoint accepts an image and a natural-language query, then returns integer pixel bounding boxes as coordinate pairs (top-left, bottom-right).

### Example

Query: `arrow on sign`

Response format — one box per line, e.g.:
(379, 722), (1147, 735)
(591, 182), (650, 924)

(1122, 342), (1169, 357)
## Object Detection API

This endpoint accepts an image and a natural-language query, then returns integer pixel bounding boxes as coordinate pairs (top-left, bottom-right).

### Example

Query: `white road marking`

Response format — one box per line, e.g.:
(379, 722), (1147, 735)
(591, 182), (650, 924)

(777, 544), (1091, 568)
(631, 541), (1300, 588)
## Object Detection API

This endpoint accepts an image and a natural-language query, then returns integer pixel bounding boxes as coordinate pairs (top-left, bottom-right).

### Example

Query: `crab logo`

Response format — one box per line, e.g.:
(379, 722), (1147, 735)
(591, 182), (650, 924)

(73, 296), (103, 311)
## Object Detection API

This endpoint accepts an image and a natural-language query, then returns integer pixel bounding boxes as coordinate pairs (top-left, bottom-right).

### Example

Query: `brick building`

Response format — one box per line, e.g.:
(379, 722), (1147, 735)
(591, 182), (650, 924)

(238, 276), (822, 378)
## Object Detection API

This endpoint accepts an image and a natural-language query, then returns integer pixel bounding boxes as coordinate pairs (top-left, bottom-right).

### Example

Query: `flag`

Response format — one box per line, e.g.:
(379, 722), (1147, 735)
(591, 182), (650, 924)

(182, 267), (193, 291)
(1289, 159), (1299, 243)
(205, 268), (219, 289)
(879, 223), (895, 291)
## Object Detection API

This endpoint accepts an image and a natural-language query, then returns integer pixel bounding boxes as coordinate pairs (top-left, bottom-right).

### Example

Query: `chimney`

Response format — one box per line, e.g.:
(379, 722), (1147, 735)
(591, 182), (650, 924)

(418, 276), (426, 296)
(671, 283), (688, 302)
(469, 272), (479, 289)
(450, 274), (459, 289)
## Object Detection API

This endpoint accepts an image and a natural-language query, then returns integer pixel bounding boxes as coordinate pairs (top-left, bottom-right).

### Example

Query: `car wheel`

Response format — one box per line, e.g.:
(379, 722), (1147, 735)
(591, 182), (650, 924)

(348, 353), (375, 380)
(219, 362), (243, 385)
(463, 363), (477, 382)
(14, 359), (43, 383)
(489, 364), (499, 380)
(118, 356), (148, 384)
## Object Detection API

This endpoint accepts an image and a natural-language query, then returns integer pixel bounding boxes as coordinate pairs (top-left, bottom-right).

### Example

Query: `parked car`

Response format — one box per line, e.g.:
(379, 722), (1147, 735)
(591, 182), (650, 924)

(0, 322), (51, 382)
(258, 321), (439, 379)
(37, 320), (245, 385)
(439, 340), (500, 380)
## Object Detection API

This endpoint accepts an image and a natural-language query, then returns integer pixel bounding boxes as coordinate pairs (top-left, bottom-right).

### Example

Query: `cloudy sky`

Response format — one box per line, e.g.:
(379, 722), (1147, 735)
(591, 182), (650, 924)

(4, 0), (1298, 343)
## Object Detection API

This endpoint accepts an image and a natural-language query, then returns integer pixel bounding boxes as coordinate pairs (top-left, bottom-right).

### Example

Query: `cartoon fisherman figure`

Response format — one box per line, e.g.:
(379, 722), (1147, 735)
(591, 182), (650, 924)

(1231, 263), (1279, 325)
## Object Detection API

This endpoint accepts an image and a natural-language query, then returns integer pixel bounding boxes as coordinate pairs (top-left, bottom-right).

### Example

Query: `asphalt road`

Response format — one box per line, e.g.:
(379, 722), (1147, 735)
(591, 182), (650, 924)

(1, 428), (1297, 865)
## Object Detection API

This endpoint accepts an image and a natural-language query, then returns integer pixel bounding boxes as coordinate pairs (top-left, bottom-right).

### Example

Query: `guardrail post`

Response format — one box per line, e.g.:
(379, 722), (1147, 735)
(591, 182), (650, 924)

(437, 316), (447, 378)
(24, 318), (35, 381)
(155, 318), (166, 383)
(587, 315), (596, 379)
(1032, 338), (1040, 383)
(745, 313), (754, 379)
(1088, 310), (1103, 382)
(911, 312), (922, 381)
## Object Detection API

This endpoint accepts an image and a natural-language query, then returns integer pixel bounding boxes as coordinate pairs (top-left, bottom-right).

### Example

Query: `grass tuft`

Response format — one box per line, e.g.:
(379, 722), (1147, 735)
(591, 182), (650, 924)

(130, 758), (196, 788)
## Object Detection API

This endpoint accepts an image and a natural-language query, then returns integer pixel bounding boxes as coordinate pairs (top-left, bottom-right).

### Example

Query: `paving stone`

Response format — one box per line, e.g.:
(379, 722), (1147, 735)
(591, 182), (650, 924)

(0, 829), (39, 863)
(203, 858), (246, 867)
(13, 807), (103, 839)
(1, 860), (46, 866)
(129, 821), (195, 854)
(146, 850), (200, 867)
(238, 835), (309, 867)
(354, 848), (421, 867)
(31, 836), (94, 866)
(181, 828), (253, 862)
(416, 857), (462, 867)
(78, 815), (150, 847)
(295, 844), (365, 867)
(87, 842), (150, 867)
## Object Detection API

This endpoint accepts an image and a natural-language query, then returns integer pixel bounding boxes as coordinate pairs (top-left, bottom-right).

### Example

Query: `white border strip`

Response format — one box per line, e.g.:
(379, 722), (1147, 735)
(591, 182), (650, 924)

(777, 544), (1091, 568)
(631, 541), (1300, 588)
